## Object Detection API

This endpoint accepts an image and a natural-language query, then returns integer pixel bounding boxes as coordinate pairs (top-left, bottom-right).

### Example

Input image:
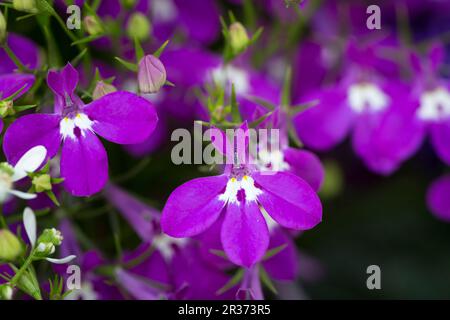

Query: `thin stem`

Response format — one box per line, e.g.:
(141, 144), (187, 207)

(9, 251), (35, 287)
(0, 205), (7, 229)
(0, 43), (32, 73)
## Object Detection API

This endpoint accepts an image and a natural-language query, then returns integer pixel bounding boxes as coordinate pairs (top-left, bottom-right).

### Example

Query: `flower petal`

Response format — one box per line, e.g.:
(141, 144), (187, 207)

(427, 175), (450, 222)
(60, 130), (108, 196)
(8, 189), (37, 200)
(0, 34), (40, 74)
(105, 184), (159, 242)
(12, 145), (47, 182)
(430, 121), (450, 166)
(254, 172), (322, 230)
(84, 91), (158, 144)
(0, 74), (35, 100)
(221, 202), (269, 267)
(46, 255), (77, 264)
(161, 175), (228, 237)
(47, 63), (78, 97)
(3, 113), (61, 166)
(23, 207), (36, 247)
(284, 148), (324, 192)
(293, 88), (354, 151)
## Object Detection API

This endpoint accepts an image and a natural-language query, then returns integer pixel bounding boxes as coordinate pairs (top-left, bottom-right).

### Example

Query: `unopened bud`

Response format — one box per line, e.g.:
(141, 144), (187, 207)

(93, 81), (117, 100)
(127, 13), (151, 41)
(83, 15), (103, 36)
(0, 10), (6, 44)
(0, 100), (15, 118)
(138, 55), (167, 94)
(32, 174), (52, 193)
(37, 228), (63, 248)
(13, 0), (38, 13)
(229, 22), (249, 54)
(0, 284), (13, 300)
(0, 229), (23, 261)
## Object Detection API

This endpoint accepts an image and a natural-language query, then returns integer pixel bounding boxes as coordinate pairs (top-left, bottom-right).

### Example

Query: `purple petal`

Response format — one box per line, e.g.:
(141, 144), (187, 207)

(105, 184), (159, 242)
(60, 130), (108, 196)
(430, 121), (450, 166)
(294, 88), (355, 151)
(221, 202), (269, 267)
(254, 172), (322, 230)
(115, 268), (164, 300)
(84, 91), (158, 144)
(3, 113), (62, 165)
(284, 148), (325, 192)
(262, 228), (299, 281)
(47, 63), (78, 97)
(174, 0), (220, 44)
(0, 34), (40, 73)
(161, 175), (228, 237)
(0, 74), (35, 100)
(427, 175), (450, 222)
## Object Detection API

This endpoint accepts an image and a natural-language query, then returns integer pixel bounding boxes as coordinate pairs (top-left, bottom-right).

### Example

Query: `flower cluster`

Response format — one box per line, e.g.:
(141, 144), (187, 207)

(0, 0), (449, 301)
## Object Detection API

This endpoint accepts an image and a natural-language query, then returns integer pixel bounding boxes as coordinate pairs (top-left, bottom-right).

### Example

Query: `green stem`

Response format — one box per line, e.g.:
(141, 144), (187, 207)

(0, 43), (32, 73)
(9, 251), (35, 287)
(0, 206), (7, 229)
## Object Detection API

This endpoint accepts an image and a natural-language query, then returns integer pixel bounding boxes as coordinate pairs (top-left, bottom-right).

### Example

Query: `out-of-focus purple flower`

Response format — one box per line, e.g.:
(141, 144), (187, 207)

(138, 55), (167, 94)
(427, 174), (450, 222)
(3, 63), (158, 196)
(161, 123), (322, 267)
(294, 40), (424, 175)
(105, 184), (160, 242)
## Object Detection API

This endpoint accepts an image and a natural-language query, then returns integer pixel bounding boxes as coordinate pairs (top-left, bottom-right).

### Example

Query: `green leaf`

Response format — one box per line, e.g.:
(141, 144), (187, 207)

(153, 40), (170, 58)
(230, 83), (241, 123)
(45, 191), (60, 207)
(14, 105), (37, 113)
(263, 244), (288, 260)
(209, 249), (228, 260)
(250, 26), (264, 44)
(216, 268), (244, 295)
(71, 35), (102, 46)
(114, 57), (137, 72)
(260, 266), (278, 295)
(134, 37), (144, 63)
(281, 66), (292, 108)
(35, 0), (57, 16)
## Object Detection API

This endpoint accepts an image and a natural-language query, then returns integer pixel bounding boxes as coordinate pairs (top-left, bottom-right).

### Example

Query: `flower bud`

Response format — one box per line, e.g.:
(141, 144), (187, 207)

(127, 13), (151, 41)
(37, 228), (64, 246)
(35, 242), (55, 257)
(93, 81), (117, 100)
(32, 174), (52, 193)
(0, 229), (22, 261)
(13, 0), (38, 13)
(0, 10), (6, 44)
(0, 100), (15, 118)
(138, 54), (167, 94)
(229, 22), (249, 54)
(0, 284), (13, 300)
(83, 15), (103, 36)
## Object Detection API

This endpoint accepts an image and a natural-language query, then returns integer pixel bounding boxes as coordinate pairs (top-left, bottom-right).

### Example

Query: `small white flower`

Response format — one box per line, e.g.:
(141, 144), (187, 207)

(22, 207), (76, 264)
(0, 146), (47, 203)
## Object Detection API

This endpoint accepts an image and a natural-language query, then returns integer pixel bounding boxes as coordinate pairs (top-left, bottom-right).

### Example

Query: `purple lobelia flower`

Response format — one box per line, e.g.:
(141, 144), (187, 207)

(3, 63), (158, 196)
(408, 44), (450, 165)
(161, 123), (322, 268)
(426, 174), (450, 222)
(294, 39), (423, 175)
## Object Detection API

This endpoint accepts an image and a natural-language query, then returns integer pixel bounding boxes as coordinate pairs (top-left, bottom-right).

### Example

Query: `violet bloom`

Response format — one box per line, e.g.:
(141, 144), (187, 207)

(161, 123), (322, 267)
(294, 40), (423, 175)
(427, 174), (450, 222)
(3, 63), (158, 196)
(408, 44), (450, 165)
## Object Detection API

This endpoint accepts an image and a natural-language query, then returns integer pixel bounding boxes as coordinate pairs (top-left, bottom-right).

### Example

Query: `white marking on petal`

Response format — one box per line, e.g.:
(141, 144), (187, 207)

(417, 87), (450, 121)
(59, 113), (94, 140)
(46, 255), (77, 264)
(257, 149), (290, 172)
(219, 176), (262, 204)
(152, 234), (187, 261)
(211, 65), (250, 95)
(348, 83), (389, 113)
(8, 189), (37, 200)
(261, 207), (278, 232)
(0, 172), (13, 203)
(12, 145), (47, 182)
(23, 207), (37, 247)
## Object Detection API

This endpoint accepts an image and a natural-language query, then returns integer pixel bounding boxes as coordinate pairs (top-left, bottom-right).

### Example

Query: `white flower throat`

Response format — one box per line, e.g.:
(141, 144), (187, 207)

(257, 149), (290, 172)
(60, 113), (94, 140)
(348, 83), (389, 113)
(219, 175), (263, 204)
(417, 87), (450, 121)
